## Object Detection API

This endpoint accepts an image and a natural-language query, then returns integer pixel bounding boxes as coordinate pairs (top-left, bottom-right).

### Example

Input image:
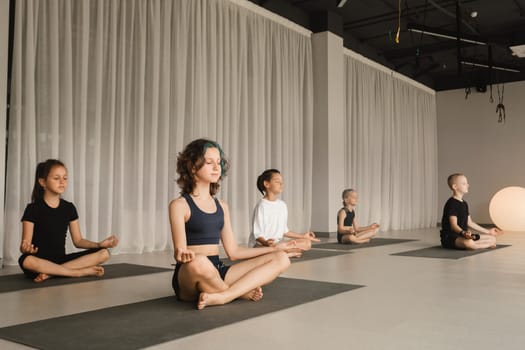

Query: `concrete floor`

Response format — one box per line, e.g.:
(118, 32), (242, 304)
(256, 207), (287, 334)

(1, 227), (524, 349)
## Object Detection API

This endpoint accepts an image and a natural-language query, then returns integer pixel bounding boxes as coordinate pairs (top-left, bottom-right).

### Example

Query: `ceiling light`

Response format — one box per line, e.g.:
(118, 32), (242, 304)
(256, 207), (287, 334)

(460, 60), (520, 73)
(407, 27), (486, 45)
(470, 11), (478, 18)
(337, 0), (349, 8)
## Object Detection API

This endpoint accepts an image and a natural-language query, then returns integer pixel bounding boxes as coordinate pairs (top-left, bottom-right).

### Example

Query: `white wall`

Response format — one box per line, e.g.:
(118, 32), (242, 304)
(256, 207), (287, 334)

(437, 81), (525, 224)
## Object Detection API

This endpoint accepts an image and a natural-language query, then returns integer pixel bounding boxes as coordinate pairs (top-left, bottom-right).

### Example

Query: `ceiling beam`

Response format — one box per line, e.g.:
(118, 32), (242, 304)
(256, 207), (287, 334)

(382, 41), (475, 60)
(343, 0), (477, 30)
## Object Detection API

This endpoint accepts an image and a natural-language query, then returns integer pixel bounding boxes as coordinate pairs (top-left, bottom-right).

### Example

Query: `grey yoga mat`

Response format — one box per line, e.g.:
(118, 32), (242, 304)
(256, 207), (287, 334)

(313, 237), (416, 250)
(390, 244), (510, 259)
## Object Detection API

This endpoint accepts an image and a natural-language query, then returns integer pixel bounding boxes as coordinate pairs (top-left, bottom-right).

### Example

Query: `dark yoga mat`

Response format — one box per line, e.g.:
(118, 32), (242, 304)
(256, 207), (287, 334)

(390, 244), (511, 259)
(0, 263), (172, 294)
(0, 277), (363, 350)
(313, 237), (416, 251)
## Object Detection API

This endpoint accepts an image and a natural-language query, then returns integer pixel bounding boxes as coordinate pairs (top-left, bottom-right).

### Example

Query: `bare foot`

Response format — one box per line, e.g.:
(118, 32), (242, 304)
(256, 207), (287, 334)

(33, 273), (51, 283)
(76, 265), (105, 278)
(240, 287), (263, 301)
(197, 292), (226, 310)
(287, 251), (302, 258)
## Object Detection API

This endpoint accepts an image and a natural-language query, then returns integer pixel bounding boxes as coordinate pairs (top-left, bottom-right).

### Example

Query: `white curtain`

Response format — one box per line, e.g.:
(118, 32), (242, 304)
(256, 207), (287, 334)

(344, 53), (438, 230)
(3, 0), (313, 265)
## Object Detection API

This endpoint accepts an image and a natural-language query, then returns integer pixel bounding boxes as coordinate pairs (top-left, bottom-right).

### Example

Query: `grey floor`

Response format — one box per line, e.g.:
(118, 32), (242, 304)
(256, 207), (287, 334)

(1, 227), (524, 350)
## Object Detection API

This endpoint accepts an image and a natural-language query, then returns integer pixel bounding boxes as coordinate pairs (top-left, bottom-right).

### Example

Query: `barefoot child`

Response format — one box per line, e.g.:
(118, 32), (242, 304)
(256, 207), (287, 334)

(19, 159), (118, 282)
(440, 173), (502, 250)
(169, 140), (299, 310)
(337, 189), (379, 244)
(248, 169), (319, 253)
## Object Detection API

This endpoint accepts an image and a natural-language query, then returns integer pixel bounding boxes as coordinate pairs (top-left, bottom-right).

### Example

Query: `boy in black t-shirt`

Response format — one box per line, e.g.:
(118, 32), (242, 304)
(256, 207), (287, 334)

(440, 173), (502, 250)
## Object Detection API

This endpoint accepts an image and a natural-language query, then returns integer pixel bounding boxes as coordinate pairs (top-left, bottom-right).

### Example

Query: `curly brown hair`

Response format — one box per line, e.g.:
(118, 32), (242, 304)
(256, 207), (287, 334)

(176, 139), (230, 195)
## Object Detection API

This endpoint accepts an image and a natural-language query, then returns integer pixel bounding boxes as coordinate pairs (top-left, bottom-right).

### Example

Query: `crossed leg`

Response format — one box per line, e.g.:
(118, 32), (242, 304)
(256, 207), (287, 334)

(177, 251), (290, 310)
(23, 249), (110, 282)
(455, 234), (496, 250)
(341, 228), (377, 244)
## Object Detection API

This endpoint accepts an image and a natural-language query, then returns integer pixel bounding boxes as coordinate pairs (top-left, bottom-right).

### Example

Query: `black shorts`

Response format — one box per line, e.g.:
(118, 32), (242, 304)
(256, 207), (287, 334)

(337, 233), (354, 244)
(18, 248), (104, 279)
(440, 230), (462, 249)
(172, 255), (230, 299)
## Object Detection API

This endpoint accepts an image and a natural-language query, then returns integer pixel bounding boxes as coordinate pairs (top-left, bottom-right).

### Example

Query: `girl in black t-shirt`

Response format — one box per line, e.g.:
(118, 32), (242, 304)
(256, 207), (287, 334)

(19, 159), (119, 282)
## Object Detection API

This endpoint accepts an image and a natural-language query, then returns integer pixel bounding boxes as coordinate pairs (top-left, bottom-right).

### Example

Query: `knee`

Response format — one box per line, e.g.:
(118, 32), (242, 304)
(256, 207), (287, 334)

(21, 255), (38, 270)
(304, 239), (312, 250)
(98, 248), (111, 262)
(274, 251), (290, 271)
(185, 255), (215, 278)
(463, 240), (477, 250)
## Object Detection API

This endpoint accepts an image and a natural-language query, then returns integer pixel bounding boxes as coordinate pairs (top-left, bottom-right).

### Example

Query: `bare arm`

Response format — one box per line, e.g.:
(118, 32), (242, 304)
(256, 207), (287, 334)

(169, 198), (195, 263)
(69, 220), (118, 249)
(448, 215), (477, 239)
(337, 209), (354, 234)
(467, 215), (502, 235)
(220, 200), (298, 261)
(20, 221), (38, 254)
(353, 221), (380, 233)
(283, 231), (320, 242)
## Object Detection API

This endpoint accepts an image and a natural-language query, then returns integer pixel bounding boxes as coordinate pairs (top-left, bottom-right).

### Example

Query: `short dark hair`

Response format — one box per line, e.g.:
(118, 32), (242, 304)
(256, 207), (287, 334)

(256, 169), (280, 195)
(176, 139), (229, 196)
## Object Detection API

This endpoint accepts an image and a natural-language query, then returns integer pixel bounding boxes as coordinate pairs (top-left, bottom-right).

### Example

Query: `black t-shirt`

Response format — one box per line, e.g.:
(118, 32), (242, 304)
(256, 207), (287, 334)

(441, 197), (469, 233)
(21, 199), (79, 258)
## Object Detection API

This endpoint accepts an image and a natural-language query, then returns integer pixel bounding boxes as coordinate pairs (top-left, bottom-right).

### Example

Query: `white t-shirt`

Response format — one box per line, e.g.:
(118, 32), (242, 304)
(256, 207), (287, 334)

(249, 198), (289, 246)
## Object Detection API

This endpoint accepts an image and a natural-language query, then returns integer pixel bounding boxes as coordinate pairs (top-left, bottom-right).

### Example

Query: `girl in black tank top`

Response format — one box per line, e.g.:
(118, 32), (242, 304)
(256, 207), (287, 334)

(169, 139), (299, 310)
(336, 188), (380, 244)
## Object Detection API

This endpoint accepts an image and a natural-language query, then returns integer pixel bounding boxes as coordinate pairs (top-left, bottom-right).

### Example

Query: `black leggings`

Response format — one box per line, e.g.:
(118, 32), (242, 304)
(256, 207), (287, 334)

(18, 248), (104, 279)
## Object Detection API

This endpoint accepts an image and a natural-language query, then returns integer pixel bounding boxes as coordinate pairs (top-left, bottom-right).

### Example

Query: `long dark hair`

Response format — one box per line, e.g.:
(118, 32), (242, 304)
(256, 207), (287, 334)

(31, 159), (66, 202)
(256, 169), (280, 195)
(176, 139), (229, 196)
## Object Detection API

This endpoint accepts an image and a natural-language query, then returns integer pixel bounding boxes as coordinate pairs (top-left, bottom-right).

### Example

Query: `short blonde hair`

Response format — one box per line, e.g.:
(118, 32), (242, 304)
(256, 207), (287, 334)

(341, 188), (355, 205)
(447, 173), (464, 190)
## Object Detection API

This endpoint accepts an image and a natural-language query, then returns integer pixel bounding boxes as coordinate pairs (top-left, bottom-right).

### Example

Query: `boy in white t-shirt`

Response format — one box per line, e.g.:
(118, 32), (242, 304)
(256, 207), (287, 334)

(249, 169), (319, 252)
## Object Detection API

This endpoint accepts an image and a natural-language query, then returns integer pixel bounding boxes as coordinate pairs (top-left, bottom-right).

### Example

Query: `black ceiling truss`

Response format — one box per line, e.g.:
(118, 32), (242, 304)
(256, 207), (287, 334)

(252, 0), (525, 90)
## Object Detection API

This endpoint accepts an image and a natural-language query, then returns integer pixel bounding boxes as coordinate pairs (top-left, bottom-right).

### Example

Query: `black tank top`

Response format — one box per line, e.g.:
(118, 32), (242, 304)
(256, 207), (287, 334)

(183, 193), (224, 245)
(338, 207), (355, 227)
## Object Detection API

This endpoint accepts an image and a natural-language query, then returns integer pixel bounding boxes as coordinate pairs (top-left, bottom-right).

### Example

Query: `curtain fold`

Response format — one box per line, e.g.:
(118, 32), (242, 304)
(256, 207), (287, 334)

(3, 0), (313, 264)
(344, 54), (438, 230)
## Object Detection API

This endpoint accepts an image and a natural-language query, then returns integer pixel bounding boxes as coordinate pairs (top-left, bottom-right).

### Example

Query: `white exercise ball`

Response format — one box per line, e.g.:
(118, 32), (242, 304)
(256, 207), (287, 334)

(489, 186), (525, 232)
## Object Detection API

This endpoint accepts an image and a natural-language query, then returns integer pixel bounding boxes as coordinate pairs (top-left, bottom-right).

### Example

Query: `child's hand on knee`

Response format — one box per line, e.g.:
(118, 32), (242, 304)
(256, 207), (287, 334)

(20, 240), (38, 254)
(175, 248), (195, 263)
(304, 231), (320, 242)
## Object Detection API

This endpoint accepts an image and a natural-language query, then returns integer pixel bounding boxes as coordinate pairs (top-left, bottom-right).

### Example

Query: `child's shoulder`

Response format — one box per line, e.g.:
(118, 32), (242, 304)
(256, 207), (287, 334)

(259, 198), (287, 209)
